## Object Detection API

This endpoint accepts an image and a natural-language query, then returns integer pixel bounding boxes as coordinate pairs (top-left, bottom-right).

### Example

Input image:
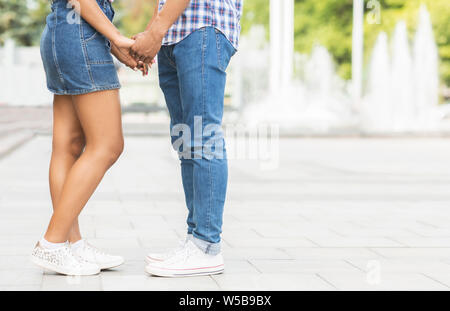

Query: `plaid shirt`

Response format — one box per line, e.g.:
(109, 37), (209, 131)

(158, 0), (243, 49)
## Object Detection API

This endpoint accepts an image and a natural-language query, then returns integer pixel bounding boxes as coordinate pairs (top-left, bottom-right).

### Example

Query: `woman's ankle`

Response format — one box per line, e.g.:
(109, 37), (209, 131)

(43, 233), (67, 244)
(40, 237), (67, 250)
(68, 237), (83, 244)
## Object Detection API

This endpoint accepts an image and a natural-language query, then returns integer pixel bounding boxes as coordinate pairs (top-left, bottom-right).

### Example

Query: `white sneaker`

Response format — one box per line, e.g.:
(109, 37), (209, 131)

(145, 236), (190, 264)
(30, 241), (100, 276)
(71, 240), (124, 270)
(145, 240), (225, 277)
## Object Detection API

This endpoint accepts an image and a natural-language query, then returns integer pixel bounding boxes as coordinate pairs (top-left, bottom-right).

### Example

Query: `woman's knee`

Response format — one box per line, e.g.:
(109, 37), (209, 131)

(53, 132), (86, 158)
(90, 137), (124, 167)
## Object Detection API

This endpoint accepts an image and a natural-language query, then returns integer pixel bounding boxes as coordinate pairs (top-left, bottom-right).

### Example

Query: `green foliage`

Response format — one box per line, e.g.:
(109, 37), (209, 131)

(113, 0), (157, 37)
(240, 0), (270, 36)
(293, 0), (353, 79)
(0, 0), (49, 46)
(364, 0), (450, 85)
(1, 0), (449, 85)
(241, 0), (450, 85)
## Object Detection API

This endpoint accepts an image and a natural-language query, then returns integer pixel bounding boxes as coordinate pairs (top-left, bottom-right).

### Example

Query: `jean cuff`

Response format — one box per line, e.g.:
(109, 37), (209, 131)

(191, 235), (221, 255)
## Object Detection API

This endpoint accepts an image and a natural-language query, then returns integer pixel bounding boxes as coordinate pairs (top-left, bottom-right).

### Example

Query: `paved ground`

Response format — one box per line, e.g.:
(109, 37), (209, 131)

(0, 106), (51, 158)
(2, 135), (450, 290)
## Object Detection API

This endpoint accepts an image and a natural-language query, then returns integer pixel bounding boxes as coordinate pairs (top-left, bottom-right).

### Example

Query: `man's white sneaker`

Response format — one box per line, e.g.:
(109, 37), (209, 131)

(145, 236), (190, 264)
(30, 241), (100, 276)
(145, 240), (224, 277)
(71, 240), (124, 270)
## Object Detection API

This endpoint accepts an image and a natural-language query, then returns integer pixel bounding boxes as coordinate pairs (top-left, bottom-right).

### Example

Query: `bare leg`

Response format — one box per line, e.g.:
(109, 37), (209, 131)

(49, 95), (85, 243)
(44, 90), (123, 243)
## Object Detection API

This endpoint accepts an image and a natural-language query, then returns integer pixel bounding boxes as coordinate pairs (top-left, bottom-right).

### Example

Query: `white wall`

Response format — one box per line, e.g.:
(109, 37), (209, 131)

(0, 41), (164, 107)
(0, 41), (238, 109)
(0, 44), (52, 106)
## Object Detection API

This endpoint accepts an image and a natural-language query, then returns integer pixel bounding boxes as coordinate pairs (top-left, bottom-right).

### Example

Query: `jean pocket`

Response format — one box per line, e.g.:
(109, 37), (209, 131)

(80, 1), (111, 41)
(215, 30), (236, 71)
(84, 34), (114, 64)
(81, 19), (98, 42)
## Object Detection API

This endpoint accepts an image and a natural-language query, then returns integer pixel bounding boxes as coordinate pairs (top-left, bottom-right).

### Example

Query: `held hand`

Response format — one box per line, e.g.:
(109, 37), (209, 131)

(130, 30), (163, 64)
(135, 58), (156, 76)
(110, 34), (137, 69)
(113, 35), (135, 49)
(111, 39), (152, 75)
(111, 41), (138, 71)
(136, 61), (150, 76)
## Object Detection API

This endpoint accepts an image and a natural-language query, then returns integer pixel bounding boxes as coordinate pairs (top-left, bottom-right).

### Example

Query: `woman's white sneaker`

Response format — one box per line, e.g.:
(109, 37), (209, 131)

(145, 240), (225, 277)
(30, 241), (100, 276)
(71, 239), (124, 270)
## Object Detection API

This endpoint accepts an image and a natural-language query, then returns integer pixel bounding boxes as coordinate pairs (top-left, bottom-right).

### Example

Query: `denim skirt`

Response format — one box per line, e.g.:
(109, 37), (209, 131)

(40, 0), (120, 95)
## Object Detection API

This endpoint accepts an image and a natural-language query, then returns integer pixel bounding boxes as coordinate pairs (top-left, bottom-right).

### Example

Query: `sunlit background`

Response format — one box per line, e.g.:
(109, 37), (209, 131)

(0, 0), (449, 136)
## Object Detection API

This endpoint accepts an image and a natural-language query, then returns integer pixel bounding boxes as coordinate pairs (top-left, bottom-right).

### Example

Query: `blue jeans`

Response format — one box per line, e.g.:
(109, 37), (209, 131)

(158, 27), (236, 255)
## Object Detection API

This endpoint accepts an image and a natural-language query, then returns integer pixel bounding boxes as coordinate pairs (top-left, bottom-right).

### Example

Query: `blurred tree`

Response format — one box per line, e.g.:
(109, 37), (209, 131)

(241, 0), (354, 79)
(0, 0), (49, 46)
(1, 0), (448, 85)
(240, 0), (270, 36)
(364, 0), (450, 86)
(293, 0), (353, 79)
(113, 0), (157, 37)
(240, 0), (450, 85)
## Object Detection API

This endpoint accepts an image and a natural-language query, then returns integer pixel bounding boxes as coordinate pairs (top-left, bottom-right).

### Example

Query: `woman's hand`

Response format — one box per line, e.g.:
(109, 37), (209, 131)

(111, 41), (137, 69)
(112, 35), (135, 49)
(138, 58), (156, 76)
(111, 38), (153, 76)
(136, 61), (150, 76)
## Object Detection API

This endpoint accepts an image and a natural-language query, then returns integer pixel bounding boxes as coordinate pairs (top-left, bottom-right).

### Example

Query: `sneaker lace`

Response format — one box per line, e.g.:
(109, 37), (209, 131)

(150, 238), (187, 259)
(165, 242), (196, 264)
(85, 242), (107, 257)
(62, 246), (85, 268)
(169, 239), (188, 255)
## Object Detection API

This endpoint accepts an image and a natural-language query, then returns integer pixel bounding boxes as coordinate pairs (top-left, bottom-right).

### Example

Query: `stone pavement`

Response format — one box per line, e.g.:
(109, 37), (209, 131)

(1, 135), (450, 290)
(0, 106), (52, 158)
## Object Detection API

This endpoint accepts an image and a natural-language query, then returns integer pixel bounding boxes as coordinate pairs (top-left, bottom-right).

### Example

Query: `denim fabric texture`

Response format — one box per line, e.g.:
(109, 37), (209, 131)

(158, 27), (236, 255)
(40, 0), (120, 95)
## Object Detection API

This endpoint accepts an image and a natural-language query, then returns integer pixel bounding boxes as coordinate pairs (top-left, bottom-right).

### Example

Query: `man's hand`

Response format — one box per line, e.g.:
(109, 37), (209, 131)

(130, 0), (190, 63)
(130, 29), (164, 64)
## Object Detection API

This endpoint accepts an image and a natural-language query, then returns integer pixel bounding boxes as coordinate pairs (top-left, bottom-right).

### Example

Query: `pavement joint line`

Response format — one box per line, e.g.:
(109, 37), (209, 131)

(343, 259), (366, 273)
(385, 236), (409, 247)
(0, 132), (35, 160)
(421, 273), (450, 289)
(416, 220), (440, 229)
(246, 259), (263, 274)
(303, 237), (321, 247)
(403, 228), (426, 238)
(315, 273), (339, 290)
(209, 275), (222, 289)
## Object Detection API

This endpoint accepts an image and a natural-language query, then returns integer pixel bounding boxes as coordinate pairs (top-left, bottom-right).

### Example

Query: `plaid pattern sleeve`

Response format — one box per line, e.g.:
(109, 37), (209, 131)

(158, 0), (243, 49)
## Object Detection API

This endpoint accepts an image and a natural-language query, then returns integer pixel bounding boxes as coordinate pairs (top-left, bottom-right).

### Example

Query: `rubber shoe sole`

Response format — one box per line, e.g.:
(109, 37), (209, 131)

(145, 264), (224, 277)
(99, 258), (125, 270)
